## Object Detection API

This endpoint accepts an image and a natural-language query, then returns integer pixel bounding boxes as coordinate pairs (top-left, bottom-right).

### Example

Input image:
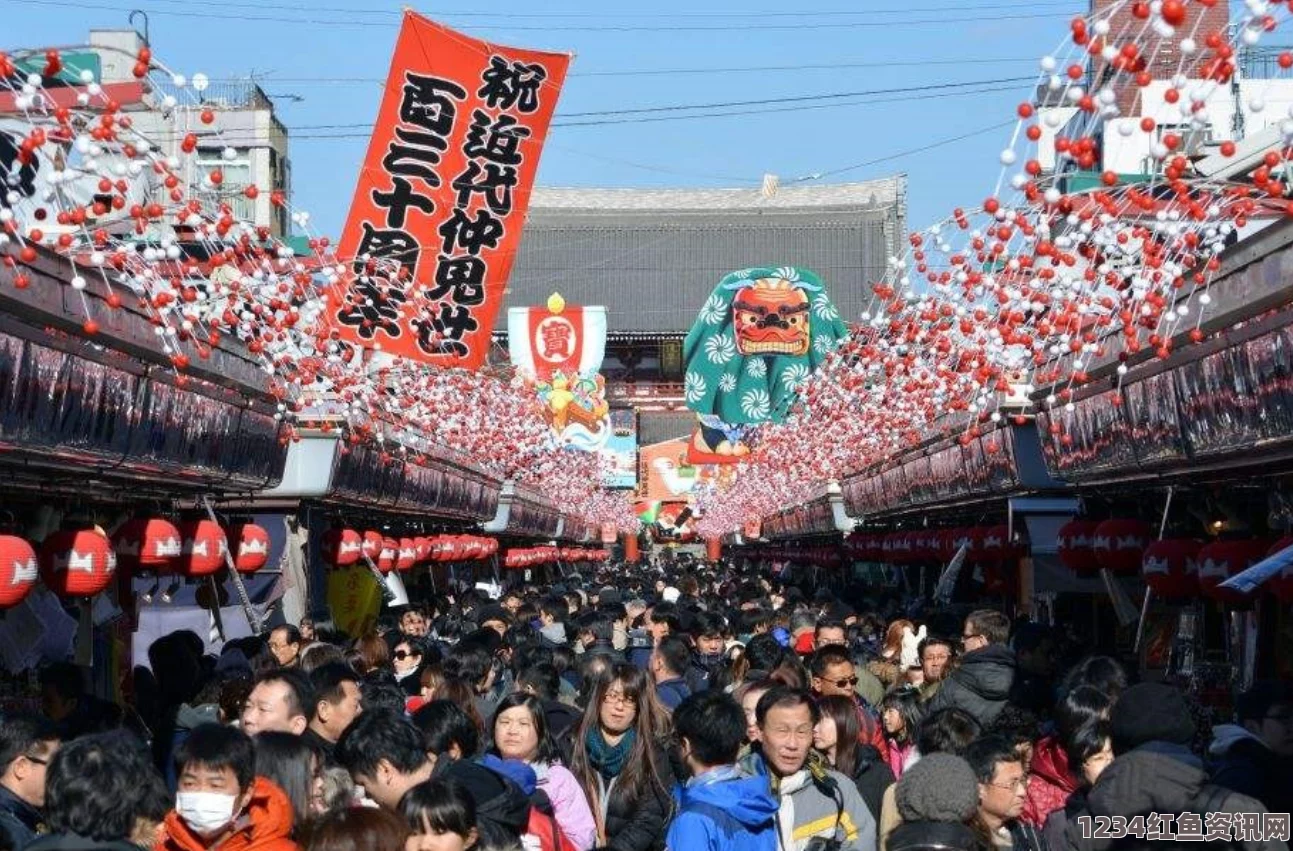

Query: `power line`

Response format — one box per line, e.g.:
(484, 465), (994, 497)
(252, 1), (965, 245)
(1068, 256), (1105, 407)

(121, 81), (1024, 144)
(64, 0), (1080, 19)
(213, 56), (1040, 87)
(0, 0), (1073, 31)
(812, 119), (1017, 180)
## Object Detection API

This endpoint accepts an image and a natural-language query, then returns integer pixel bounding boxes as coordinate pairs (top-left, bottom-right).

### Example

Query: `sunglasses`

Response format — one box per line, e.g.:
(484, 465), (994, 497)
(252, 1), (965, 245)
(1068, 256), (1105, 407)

(827, 676), (859, 689)
(394, 650), (419, 661)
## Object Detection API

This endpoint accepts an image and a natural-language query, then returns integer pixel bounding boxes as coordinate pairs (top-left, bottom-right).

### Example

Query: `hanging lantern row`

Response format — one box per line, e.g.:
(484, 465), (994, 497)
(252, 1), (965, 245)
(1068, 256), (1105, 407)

(503, 547), (609, 569)
(323, 529), (501, 573)
(842, 525), (1022, 566)
(0, 519), (273, 609)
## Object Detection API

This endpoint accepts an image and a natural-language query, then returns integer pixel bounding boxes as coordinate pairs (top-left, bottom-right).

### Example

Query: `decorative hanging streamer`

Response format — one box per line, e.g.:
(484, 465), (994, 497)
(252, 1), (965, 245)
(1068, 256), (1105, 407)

(329, 11), (571, 369)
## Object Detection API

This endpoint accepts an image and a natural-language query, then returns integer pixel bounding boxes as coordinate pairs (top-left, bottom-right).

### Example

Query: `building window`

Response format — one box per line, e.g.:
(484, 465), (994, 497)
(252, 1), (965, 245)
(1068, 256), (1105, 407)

(195, 149), (255, 224)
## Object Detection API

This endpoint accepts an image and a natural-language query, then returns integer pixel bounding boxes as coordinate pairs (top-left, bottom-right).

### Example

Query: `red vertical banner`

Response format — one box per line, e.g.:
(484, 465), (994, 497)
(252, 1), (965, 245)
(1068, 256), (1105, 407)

(331, 12), (571, 369)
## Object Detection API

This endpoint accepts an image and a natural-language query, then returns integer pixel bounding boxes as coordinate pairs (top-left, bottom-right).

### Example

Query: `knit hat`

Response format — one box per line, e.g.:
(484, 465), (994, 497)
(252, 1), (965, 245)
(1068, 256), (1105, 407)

(1110, 682), (1197, 754)
(895, 754), (979, 823)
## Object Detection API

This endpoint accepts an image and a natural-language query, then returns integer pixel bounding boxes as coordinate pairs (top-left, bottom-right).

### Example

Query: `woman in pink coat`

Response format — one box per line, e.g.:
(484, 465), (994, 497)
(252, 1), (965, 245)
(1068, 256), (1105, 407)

(490, 693), (598, 851)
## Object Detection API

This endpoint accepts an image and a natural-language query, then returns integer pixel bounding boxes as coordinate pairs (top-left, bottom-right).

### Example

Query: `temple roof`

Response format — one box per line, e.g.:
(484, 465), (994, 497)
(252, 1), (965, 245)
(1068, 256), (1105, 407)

(503, 176), (907, 335)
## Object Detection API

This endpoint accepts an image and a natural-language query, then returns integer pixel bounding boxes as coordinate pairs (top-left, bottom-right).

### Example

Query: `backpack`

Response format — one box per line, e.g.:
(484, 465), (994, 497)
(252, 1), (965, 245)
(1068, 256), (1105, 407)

(525, 788), (578, 851)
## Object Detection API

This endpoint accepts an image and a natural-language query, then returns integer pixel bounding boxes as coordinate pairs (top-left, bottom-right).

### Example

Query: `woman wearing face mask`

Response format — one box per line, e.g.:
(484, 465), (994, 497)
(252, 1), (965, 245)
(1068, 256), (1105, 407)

(162, 724), (299, 851)
(568, 665), (674, 851)
(488, 695), (596, 851)
(393, 639), (427, 697)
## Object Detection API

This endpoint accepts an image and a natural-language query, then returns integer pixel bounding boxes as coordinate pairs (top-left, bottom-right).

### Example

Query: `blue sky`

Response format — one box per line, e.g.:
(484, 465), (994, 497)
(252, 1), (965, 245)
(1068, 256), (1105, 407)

(4, 0), (1076, 240)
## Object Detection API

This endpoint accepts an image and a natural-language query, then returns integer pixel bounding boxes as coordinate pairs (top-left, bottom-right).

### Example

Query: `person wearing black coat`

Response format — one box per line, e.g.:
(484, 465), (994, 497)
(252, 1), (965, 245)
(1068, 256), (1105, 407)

(569, 663), (676, 851)
(846, 743), (896, 826)
(928, 611), (1016, 728)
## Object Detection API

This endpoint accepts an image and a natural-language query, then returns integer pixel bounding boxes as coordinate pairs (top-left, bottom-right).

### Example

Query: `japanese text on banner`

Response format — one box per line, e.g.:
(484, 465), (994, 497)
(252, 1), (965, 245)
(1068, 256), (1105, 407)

(332, 12), (570, 369)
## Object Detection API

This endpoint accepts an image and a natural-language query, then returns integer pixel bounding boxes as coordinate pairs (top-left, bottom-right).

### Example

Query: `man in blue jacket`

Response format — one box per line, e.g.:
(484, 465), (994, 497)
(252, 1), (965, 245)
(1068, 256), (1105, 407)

(667, 690), (777, 851)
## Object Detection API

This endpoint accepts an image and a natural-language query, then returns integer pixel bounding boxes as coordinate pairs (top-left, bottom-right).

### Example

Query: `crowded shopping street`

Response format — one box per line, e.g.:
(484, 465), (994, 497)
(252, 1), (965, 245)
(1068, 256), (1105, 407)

(2, 1), (1293, 850)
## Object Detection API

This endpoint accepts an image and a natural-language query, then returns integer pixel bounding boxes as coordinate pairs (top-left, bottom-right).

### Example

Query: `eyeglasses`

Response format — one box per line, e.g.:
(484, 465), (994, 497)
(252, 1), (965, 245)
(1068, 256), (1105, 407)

(985, 775), (1029, 792)
(23, 755), (47, 767)
(602, 690), (638, 707)
(394, 650), (418, 661)
(827, 676), (859, 689)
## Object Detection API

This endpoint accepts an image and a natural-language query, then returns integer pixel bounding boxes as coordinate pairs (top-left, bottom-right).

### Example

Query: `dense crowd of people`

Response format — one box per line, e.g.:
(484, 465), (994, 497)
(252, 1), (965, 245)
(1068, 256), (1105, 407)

(0, 560), (1289, 851)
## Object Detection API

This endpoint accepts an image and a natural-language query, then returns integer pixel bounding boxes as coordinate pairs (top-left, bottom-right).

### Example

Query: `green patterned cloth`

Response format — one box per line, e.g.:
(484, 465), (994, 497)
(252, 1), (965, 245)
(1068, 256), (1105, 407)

(682, 266), (848, 424)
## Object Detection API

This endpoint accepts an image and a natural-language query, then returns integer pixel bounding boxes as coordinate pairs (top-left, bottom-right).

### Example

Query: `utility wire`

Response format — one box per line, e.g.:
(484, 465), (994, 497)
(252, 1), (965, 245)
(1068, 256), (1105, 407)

(0, 0), (1074, 31)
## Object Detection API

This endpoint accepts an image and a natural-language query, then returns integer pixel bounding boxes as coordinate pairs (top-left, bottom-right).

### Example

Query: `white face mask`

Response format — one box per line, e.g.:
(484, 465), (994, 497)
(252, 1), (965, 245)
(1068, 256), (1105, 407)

(176, 791), (239, 836)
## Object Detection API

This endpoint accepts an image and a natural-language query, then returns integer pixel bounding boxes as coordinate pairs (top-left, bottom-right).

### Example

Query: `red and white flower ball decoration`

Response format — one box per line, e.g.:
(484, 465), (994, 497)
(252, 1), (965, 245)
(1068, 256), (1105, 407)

(695, 2), (1293, 535)
(0, 47), (638, 536)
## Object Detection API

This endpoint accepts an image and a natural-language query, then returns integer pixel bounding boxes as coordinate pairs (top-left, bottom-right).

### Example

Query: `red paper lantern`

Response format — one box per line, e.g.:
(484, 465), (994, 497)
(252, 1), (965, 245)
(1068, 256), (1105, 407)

(982, 560), (1016, 596)
(377, 537), (398, 573)
(981, 525), (1012, 561)
(1142, 539), (1202, 600)
(1093, 519), (1152, 575)
(1267, 537), (1293, 603)
(396, 538), (417, 572)
(113, 517), (182, 572)
(361, 531), (383, 561)
(39, 529), (117, 597)
(179, 520), (228, 578)
(323, 529), (362, 567)
(1198, 539), (1268, 603)
(414, 536), (432, 563)
(1057, 519), (1100, 576)
(0, 535), (38, 607)
(229, 523), (270, 574)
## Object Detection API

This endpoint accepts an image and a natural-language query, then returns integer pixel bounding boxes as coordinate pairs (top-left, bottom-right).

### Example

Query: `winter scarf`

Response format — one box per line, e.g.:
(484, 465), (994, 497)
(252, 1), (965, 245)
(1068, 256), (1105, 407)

(586, 727), (637, 778)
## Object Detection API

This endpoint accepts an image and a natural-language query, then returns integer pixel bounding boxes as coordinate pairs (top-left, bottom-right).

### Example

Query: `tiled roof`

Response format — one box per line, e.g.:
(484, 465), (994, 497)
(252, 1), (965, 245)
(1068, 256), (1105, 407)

(504, 177), (906, 334)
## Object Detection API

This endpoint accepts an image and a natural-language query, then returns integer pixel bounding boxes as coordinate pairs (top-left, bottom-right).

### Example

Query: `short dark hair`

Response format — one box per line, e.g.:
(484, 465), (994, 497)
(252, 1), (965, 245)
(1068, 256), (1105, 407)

(517, 664), (560, 701)
(1062, 719), (1111, 775)
(488, 694), (560, 764)
(336, 709), (428, 778)
(0, 712), (58, 773)
(254, 668), (315, 721)
(273, 624), (302, 646)
(46, 732), (161, 842)
(809, 645), (852, 678)
(964, 733), (1022, 784)
(412, 700), (480, 759)
(673, 691), (744, 767)
(814, 617), (847, 638)
(399, 778), (475, 840)
(1236, 680), (1293, 724)
(539, 598), (568, 623)
(1059, 655), (1129, 701)
(653, 635), (691, 678)
(965, 610), (1010, 646)
(755, 686), (820, 727)
(581, 614), (615, 644)
(310, 662), (360, 719)
(175, 723), (255, 792)
(689, 611), (726, 640)
(916, 708), (981, 756)
(38, 663), (84, 701)
(918, 636), (956, 661)
(649, 603), (681, 633)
